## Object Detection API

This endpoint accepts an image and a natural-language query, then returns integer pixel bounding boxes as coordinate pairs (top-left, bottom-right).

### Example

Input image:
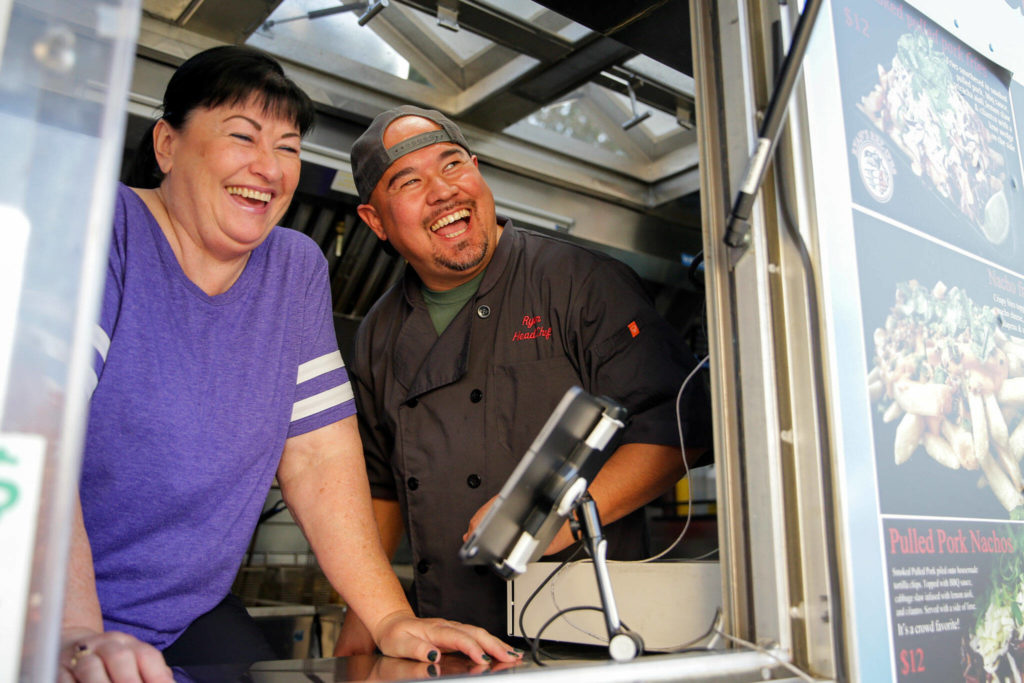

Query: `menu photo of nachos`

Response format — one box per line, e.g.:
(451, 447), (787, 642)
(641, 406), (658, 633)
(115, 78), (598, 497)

(867, 280), (1024, 515)
(961, 527), (1024, 682)
(858, 33), (1012, 248)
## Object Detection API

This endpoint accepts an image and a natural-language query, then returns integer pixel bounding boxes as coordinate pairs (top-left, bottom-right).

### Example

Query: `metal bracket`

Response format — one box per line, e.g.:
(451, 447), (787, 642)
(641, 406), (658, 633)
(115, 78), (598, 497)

(437, 0), (459, 31)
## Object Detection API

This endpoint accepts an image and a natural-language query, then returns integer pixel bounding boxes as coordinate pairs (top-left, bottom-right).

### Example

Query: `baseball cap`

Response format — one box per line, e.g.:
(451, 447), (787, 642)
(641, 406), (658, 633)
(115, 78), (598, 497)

(351, 105), (472, 204)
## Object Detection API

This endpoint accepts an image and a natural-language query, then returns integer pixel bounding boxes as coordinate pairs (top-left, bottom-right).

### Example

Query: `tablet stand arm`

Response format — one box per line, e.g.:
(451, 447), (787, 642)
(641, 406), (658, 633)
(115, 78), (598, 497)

(571, 493), (644, 661)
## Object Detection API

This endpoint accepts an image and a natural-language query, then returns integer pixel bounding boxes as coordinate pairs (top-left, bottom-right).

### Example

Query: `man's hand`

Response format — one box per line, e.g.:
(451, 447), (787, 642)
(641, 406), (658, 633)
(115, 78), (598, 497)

(463, 494), (497, 544)
(58, 627), (173, 683)
(464, 443), (692, 557)
(464, 495), (577, 555)
(372, 610), (522, 665)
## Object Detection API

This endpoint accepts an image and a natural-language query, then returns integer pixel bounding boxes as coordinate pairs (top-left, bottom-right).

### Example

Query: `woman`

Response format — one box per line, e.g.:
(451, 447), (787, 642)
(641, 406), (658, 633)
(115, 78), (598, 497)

(60, 45), (519, 682)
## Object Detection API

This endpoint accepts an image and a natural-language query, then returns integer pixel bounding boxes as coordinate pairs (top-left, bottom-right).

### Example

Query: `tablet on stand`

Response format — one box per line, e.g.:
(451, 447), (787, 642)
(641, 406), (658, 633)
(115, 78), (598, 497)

(459, 386), (644, 661)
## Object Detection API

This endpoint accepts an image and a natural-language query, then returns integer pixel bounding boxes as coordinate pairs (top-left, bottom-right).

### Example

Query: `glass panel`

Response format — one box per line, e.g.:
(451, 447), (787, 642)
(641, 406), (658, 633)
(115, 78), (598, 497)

(608, 90), (680, 138)
(0, 0), (141, 680)
(510, 94), (628, 157)
(405, 3), (493, 62)
(476, 0), (591, 42)
(251, 0), (412, 80)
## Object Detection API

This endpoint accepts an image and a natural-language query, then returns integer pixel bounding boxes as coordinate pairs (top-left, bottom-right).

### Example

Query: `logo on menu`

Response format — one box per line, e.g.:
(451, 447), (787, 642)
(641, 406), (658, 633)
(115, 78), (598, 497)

(853, 129), (896, 204)
(513, 315), (552, 342)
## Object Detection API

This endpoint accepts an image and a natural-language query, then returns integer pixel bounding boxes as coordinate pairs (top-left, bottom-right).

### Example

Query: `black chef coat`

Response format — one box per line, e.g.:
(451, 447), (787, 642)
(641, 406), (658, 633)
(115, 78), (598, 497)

(350, 220), (709, 635)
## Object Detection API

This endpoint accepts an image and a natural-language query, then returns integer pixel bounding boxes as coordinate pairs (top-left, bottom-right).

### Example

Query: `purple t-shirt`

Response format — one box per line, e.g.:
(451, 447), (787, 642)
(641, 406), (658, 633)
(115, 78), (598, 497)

(81, 184), (355, 648)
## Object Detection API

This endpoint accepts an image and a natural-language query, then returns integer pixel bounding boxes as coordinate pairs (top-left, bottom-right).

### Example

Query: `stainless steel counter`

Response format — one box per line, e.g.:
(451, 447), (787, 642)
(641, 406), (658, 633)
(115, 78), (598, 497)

(173, 649), (821, 682)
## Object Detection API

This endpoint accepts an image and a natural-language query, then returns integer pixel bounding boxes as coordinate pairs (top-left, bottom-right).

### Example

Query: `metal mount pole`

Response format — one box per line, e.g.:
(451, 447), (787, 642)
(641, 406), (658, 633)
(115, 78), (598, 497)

(722, 0), (824, 251)
(571, 493), (644, 662)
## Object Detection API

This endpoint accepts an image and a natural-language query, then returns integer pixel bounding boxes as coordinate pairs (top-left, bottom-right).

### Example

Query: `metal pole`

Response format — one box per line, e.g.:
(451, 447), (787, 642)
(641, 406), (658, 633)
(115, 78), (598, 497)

(722, 0), (824, 250)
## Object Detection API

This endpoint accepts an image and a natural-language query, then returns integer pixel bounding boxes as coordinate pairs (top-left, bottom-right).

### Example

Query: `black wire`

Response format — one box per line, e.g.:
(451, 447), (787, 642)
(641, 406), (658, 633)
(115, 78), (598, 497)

(517, 546), (584, 663)
(662, 607), (721, 653)
(258, 498), (288, 524)
(687, 250), (705, 290)
(771, 95), (848, 683)
(530, 606), (606, 666)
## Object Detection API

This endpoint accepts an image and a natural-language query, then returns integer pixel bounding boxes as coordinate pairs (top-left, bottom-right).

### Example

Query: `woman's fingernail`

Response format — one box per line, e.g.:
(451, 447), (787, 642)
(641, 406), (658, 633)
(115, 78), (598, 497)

(482, 654), (492, 662)
(427, 650), (439, 662)
(508, 650), (520, 657)
(427, 664), (438, 677)
(514, 647), (525, 654)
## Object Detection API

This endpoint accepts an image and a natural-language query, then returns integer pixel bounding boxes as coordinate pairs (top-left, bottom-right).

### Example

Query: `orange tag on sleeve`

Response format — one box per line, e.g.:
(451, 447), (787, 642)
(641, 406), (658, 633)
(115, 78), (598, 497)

(627, 321), (640, 338)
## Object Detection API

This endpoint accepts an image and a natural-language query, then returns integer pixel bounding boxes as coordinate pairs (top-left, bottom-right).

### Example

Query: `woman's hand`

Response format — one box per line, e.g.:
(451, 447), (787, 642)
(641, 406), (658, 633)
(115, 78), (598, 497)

(59, 627), (173, 683)
(333, 610), (377, 657)
(371, 611), (523, 666)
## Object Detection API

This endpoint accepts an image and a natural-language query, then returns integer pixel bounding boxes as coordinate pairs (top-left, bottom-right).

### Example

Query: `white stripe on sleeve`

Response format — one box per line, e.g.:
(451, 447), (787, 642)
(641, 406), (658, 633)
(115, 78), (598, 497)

(296, 350), (344, 385)
(93, 324), (111, 362)
(291, 383), (355, 423)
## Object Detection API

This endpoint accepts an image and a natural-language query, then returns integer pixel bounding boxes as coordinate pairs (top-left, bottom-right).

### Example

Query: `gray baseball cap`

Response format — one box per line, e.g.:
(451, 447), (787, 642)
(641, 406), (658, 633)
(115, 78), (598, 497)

(351, 105), (472, 204)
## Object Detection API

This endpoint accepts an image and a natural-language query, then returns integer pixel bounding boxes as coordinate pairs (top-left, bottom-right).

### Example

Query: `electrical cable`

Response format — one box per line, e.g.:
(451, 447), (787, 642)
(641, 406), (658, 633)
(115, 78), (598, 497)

(516, 329), (714, 657)
(548, 559), (605, 643)
(549, 353), (716, 642)
(687, 250), (705, 290)
(530, 607), (605, 665)
(713, 630), (818, 683)
(640, 352), (711, 563)
(662, 607), (722, 653)
(771, 117), (848, 683)
(517, 546), (584, 663)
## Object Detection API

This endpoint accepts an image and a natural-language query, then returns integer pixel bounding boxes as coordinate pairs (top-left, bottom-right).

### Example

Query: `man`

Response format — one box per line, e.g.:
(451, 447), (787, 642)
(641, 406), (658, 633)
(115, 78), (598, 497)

(337, 105), (710, 651)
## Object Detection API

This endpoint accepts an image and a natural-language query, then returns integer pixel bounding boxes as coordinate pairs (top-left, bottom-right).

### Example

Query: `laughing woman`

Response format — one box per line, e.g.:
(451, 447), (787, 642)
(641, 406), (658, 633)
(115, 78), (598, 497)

(60, 45), (518, 682)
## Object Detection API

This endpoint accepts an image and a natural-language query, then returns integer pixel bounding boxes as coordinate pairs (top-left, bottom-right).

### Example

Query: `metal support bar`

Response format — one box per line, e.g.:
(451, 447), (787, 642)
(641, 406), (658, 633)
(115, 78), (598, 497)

(572, 493), (645, 662)
(722, 0), (824, 251)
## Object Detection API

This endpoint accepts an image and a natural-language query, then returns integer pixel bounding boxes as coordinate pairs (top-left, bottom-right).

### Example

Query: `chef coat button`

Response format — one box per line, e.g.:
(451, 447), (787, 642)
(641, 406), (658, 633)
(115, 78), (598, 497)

(469, 389), (483, 403)
(476, 304), (491, 319)
(467, 474), (481, 488)
(407, 477), (419, 491)
(417, 559), (430, 574)
(405, 398), (418, 408)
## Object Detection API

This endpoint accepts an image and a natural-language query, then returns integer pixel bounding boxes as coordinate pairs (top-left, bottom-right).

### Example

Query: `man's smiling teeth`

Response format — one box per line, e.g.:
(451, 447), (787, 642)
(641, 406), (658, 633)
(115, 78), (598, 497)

(227, 186), (271, 202)
(430, 208), (470, 232)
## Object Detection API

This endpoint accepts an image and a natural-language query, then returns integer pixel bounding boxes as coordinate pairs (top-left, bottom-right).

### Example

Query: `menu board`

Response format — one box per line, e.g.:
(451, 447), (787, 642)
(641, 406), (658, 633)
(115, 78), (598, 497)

(808, 0), (1024, 680)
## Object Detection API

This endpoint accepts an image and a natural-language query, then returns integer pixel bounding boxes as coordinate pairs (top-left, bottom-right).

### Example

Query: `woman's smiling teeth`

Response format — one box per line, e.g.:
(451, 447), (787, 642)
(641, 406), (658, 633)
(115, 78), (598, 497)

(430, 208), (470, 237)
(227, 186), (271, 203)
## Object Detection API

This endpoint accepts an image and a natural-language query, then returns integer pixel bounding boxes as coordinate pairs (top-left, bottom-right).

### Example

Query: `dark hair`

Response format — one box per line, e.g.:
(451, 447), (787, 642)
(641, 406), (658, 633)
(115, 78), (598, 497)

(126, 45), (316, 188)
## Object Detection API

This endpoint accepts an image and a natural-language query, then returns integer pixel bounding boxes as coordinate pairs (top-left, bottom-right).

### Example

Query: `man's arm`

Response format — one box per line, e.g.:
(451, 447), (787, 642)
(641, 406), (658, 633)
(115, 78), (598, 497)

(371, 498), (406, 558)
(465, 442), (701, 555)
(278, 416), (518, 664)
(544, 442), (697, 554)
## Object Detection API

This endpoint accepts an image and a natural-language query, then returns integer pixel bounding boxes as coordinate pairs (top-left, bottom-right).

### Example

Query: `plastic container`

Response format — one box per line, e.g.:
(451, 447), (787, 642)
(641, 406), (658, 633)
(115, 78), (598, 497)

(0, 1), (140, 680)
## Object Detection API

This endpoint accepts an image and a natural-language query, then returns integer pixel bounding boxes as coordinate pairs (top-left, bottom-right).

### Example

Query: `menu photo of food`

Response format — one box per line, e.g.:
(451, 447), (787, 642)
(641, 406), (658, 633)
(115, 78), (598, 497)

(961, 529), (1024, 683)
(833, 0), (1023, 269)
(859, 33), (1011, 244)
(882, 519), (1024, 683)
(867, 278), (1024, 519)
